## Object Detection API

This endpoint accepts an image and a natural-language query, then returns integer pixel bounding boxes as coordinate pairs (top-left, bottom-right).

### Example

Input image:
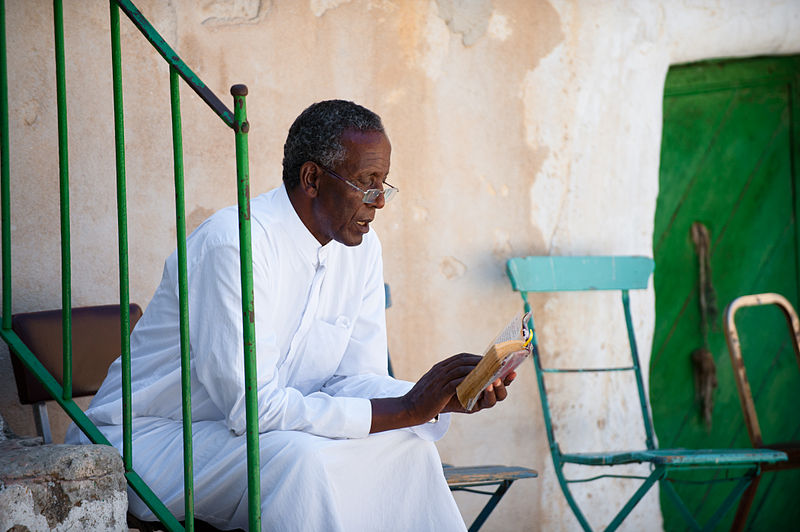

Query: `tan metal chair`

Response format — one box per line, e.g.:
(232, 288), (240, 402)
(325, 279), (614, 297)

(9, 304), (143, 442)
(724, 293), (800, 532)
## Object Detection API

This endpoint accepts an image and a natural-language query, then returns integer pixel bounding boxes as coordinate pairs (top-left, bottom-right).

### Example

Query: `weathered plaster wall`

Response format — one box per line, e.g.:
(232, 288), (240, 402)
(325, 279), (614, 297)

(0, 1), (798, 530)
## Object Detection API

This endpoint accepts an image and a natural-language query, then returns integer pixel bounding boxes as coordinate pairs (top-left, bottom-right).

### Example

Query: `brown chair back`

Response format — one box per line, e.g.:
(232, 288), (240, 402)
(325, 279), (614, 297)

(10, 304), (143, 404)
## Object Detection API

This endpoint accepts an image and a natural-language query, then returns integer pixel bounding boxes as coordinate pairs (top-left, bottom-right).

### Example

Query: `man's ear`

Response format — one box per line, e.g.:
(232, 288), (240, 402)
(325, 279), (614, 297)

(299, 162), (320, 198)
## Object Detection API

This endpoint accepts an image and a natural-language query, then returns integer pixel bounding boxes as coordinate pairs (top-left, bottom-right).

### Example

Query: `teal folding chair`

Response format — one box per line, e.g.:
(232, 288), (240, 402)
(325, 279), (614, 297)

(506, 256), (787, 531)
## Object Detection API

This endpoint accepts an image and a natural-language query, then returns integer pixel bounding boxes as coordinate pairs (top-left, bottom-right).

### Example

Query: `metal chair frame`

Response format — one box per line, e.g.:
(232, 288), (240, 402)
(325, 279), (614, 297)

(506, 256), (787, 531)
(724, 293), (800, 531)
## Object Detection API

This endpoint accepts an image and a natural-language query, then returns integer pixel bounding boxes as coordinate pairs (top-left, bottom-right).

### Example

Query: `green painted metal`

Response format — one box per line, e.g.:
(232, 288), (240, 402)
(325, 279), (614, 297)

(109, 0), (134, 475)
(507, 255), (787, 531)
(231, 84), (261, 532)
(467, 480), (510, 532)
(52, 0), (72, 401)
(0, 327), (109, 444)
(622, 290), (656, 451)
(651, 55), (800, 530)
(506, 255), (653, 293)
(606, 468), (663, 531)
(113, 0), (234, 129)
(0, 2), (256, 530)
(170, 66), (194, 532)
(0, 0), (10, 330)
(560, 449), (785, 467)
(0, 326), (184, 531)
(541, 367), (634, 373)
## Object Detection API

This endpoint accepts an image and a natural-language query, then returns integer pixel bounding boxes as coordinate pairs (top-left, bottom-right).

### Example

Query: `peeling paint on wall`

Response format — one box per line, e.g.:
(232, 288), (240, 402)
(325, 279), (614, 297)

(311, 0), (352, 18)
(201, 0), (271, 26)
(21, 99), (40, 127)
(440, 256), (467, 280)
(487, 9), (511, 42)
(435, 0), (492, 46)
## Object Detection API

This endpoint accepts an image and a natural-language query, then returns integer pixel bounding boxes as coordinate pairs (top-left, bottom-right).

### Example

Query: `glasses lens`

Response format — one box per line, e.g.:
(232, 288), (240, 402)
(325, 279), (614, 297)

(363, 190), (381, 203)
(361, 185), (397, 204)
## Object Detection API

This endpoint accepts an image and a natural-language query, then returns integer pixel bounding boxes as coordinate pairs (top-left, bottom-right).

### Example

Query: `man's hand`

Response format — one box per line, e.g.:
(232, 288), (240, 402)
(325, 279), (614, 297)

(401, 353), (482, 424)
(370, 353), (517, 434)
(442, 371), (516, 414)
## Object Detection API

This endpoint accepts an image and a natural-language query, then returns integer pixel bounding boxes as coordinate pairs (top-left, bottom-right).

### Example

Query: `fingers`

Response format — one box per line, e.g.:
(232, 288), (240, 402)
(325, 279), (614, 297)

(493, 379), (508, 402)
(473, 377), (512, 412)
(434, 353), (481, 371)
(404, 353), (483, 422)
(424, 353), (481, 389)
(478, 382), (497, 410)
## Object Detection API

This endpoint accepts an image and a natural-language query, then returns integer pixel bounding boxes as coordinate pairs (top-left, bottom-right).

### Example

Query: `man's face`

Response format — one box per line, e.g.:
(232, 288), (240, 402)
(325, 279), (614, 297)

(310, 129), (391, 247)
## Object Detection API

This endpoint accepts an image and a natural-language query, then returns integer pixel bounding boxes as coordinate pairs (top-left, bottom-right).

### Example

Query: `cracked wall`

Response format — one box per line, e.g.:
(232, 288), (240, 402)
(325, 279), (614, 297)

(0, 1), (799, 530)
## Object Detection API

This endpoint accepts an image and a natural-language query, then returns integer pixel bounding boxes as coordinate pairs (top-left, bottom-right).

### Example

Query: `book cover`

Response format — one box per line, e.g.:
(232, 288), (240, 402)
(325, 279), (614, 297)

(456, 312), (532, 411)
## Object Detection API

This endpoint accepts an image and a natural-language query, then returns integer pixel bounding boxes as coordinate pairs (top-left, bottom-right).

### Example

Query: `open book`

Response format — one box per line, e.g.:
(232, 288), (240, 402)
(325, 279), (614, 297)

(456, 312), (532, 411)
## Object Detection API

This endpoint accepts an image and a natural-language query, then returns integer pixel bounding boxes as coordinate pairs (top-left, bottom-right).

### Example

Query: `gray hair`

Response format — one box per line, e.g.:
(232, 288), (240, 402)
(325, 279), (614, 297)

(282, 100), (385, 189)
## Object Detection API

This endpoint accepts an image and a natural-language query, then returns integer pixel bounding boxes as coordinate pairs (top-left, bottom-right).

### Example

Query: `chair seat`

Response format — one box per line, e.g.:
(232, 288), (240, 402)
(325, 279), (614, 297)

(443, 465), (538, 488)
(761, 440), (800, 453)
(560, 448), (788, 466)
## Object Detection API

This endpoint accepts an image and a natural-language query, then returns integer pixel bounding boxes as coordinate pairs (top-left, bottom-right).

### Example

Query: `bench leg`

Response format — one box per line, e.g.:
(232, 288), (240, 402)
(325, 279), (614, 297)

(467, 480), (512, 532)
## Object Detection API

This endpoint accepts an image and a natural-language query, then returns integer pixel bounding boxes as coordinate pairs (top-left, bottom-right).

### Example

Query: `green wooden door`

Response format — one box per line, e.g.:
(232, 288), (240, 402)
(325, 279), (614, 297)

(650, 56), (800, 530)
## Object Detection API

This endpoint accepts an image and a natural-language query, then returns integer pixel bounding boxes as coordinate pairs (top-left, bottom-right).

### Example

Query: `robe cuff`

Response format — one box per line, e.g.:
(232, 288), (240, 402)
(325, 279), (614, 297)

(408, 412), (450, 441)
(345, 396), (374, 439)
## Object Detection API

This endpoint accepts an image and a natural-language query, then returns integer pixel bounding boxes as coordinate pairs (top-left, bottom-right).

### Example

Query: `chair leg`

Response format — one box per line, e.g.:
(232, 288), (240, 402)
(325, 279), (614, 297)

(701, 471), (757, 532)
(552, 463), (593, 531)
(605, 467), (665, 532)
(730, 475), (760, 532)
(33, 401), (52, 444)
(467, 480), (512, 532)
(661, 478), (702, 531)
(661, 468), (758, 532)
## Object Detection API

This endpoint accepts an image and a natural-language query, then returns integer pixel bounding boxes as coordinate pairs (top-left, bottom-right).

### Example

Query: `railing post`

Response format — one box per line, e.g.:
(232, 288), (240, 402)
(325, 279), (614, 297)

(0, 0), (10, 331)
(170, 66), (194, 532)
(230, 83), (260, 532)
(109, 0), (133, 473)
(53, 0), (72, 401)
(108, 5), (183, 531)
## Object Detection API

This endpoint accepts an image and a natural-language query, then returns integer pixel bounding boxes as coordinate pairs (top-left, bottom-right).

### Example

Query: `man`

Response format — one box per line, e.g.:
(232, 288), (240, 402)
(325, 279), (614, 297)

(67, 100), (514, 530)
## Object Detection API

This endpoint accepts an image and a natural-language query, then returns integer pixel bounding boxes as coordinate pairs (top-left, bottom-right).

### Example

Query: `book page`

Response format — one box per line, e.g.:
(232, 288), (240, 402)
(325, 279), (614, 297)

(458, 312), (532, 411)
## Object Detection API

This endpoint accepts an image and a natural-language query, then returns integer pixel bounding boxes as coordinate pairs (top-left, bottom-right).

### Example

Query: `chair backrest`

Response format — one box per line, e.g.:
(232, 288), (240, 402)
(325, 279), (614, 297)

(724, 293), (800, 448)
(10, 304), (143, 404)
(506, 256), (655, 449)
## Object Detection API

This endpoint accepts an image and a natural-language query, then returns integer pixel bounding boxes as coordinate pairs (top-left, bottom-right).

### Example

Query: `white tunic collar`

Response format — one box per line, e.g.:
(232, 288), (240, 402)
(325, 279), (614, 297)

(276, 184), (335, 267)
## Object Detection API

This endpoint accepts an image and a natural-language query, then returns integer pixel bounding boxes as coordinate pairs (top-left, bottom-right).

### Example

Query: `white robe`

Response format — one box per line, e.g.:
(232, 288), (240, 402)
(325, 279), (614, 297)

(67, 185), (465, 531)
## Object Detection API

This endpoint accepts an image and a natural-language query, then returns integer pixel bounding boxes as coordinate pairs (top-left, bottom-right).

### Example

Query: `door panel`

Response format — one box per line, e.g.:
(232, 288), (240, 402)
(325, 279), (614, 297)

(651, 56), (800, 530)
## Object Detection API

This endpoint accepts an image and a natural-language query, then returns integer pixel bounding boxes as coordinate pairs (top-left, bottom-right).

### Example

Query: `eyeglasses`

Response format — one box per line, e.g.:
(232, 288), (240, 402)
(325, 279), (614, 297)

(318, 165), (398, 204)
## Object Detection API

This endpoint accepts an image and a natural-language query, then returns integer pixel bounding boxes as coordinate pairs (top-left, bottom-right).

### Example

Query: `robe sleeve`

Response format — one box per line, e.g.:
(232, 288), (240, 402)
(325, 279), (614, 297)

(189, 239), (372, 439)
(320, 240), (450, 441)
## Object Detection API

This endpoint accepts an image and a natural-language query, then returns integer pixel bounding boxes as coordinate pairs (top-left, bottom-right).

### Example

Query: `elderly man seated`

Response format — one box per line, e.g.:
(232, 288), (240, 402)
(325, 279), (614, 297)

(67, 100), (514, 531)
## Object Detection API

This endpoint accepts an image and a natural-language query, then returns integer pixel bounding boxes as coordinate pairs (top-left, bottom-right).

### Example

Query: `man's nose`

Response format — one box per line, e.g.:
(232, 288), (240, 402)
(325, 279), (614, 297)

(371, 192), (386, 209)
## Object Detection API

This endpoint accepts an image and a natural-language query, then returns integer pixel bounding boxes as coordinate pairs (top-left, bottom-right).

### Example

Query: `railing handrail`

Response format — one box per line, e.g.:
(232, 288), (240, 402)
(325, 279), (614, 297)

(114, 0), (234, 128)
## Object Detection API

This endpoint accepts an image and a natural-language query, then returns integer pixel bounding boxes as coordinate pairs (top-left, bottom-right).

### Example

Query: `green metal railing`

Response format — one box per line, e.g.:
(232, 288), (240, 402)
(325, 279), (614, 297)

(0, 1), (260, 530)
